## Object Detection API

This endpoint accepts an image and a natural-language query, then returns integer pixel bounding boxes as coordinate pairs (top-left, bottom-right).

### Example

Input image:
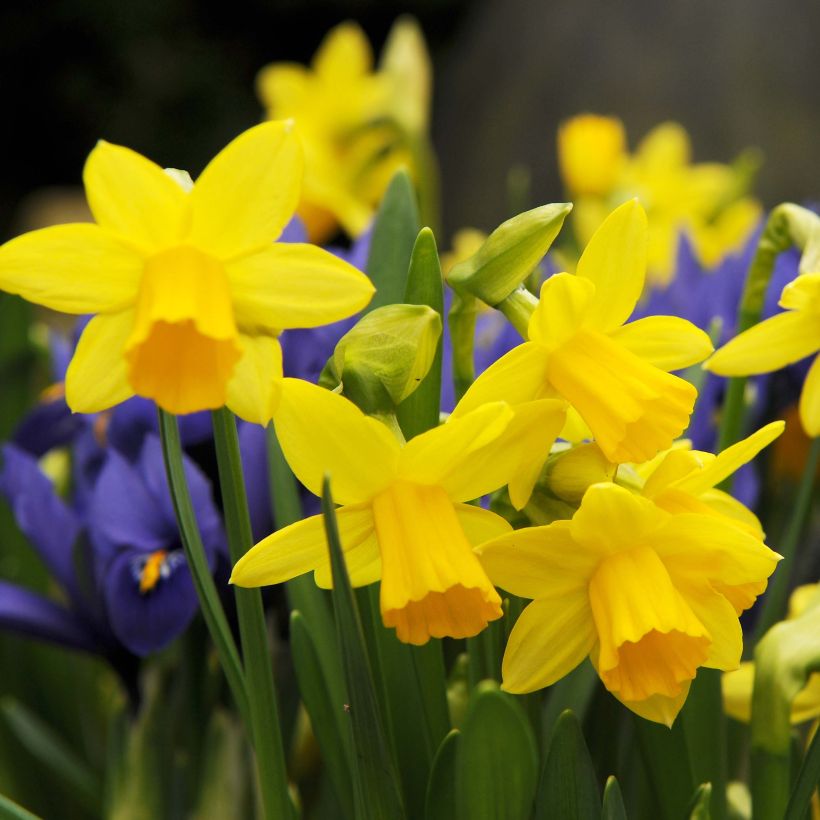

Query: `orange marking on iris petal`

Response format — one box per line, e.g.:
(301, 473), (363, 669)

(93, 411), (112, 447)
(40, 382), (66, 403)
(139, 550), (167, 594)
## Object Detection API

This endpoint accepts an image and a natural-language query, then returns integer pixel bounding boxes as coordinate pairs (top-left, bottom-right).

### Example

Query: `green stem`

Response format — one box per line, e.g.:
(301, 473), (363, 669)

(752, 436), (820, 643)
(156, 409), (249, 725)
(447, 291), (478, 404)
(211, 409), (292, 820)
(496, 287), (538, 339)
(784, 724), (820, 820)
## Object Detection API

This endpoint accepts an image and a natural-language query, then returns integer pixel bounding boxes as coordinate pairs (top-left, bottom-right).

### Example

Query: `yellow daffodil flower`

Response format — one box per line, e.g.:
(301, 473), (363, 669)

(477, 482), (780, 726)
(257, 21), (425, 241)
(0, 122), (374, 423)
(231, 378), (566, 644)
(455, 200), (714, 464)
(558, 116), (761, 286)
(723, 584), (820, 724)
(706, 273), (820, 436)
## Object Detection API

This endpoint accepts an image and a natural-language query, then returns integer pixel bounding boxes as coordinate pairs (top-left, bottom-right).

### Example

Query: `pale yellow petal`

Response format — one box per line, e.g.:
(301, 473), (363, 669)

(799, 354), (820, 437)
(501, 595), (596, 693)
(452, 342), (548, 417)
(778, 273), (820, 312)
(226, 242), (374, 331)
(64, 310), (136, 413)
(188, 121), (303, 258)
(611, 315), (714, 371)
(0, 224), (142, 314)
(528, 273), (596, 350)
(273, 378), (400, 505)
(256, 63), (310, 113)
(454, 503), (512, 546)
(673, 421), (785, 495)
(705, 311), (820, 376)
(476, 521), (598, 600)
(575, 199), (648, 332)
(722, 663), (755, 722)
(225, 333), (284, 426)
(231, 504), (374, 587)
(83, 140), (188, 251)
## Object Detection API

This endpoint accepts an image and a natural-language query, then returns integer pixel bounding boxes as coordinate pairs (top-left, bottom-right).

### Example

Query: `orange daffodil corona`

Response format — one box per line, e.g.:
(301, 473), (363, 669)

(0, 122), (374, 423)
(231, 378), (566, 645)
(706, 272), (820, 437)
(455, 200), (714, 464)
(477, 481), (781, 726)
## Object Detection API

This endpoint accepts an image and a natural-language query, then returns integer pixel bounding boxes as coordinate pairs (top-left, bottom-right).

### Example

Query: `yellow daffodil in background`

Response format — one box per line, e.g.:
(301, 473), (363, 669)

(723, 584), (820, 724)
(441, 228), (487, 275)
(477, 482), (780, 726)
(231, 378), (566, 644)
(0, 121), (374, 422)
(706, 273), (820, 436)
(558, 115), (761, 286)
(257, 20), (430, 241)
(455, 200), (714, 463)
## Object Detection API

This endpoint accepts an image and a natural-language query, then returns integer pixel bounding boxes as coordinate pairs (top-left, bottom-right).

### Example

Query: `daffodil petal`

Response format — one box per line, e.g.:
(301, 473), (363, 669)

(680, 585), (743, 670)
(698, 489), (765, 539)
(273, 378), (399, 505)
(454, 503), (512, 546)
(476, 521), (597, 600)
(400, 403), (524, 503)
(617, 682), (691, 728)
(83, 141), (188, 252)
(225, 333), (284, 426)
(231, 504), (373, 587)
(722, 663), (754, 722)
(656, 514), (780, 588)
(575, 199), (648, 332)
(256, 63), (310, 113)
(314, 21), (373, 78)
(189, 121), (303, 258)
(799, 354), (820, 437)
(674, 421), (785, 495)
(779, 273), (820, 312)
(314, 509), (380, 588)
(706, 311), (820, 376)
(65, 310), (136, 413)
(452, 342), (547, 417)
(528, 273), (596, 350)
(501, 595), (596, 693)
(0, 224), (142, 314)
(227, 242), (374, 331)
(611, 315), (714, 371)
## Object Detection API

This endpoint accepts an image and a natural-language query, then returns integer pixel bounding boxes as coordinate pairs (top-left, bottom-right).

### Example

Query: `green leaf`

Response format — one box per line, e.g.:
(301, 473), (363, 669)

(541, 662), (599, 754)
(289, 612), (355, 819)
(784, 720), (820, 820)
(425, 730), (460, 820)
(365, 169), (421, 312)
(536, 709), (600, 820)
(447, 203), (571, 306)
(0, 700), (100, 816)
(688, 784), (712, 820)
(0, 794), (40, 820)
(601, 776), (628, 820)
(321, 478), (406, 820)
(457, 682), (538, 820)
(397, 227), (444, 438)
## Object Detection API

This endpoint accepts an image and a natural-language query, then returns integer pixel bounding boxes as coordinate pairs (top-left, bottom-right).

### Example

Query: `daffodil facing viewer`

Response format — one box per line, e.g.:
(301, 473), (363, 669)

(706, 272), (820, 436)
(231, 378), (566, 644)
(0, 121), (374, 423)
(456, 200), (713, 464)
(477, 482), (780, 726)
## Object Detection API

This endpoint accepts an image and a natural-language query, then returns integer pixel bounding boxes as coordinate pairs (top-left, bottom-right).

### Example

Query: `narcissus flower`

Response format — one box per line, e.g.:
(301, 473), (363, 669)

(477, 482), (780, 726)
(706, 273), (820, 436)
(231, 378), (565, 644)
(257, 21), (426, 241)
(0, 122), (374, 423)
(557, 114), (627, 197)
(456, 200), (713, 464)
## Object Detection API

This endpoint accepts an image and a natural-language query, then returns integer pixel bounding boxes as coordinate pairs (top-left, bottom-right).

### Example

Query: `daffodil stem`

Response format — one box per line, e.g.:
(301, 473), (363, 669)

(448, 291), (478, 403)
(497, 287), (538, 340)
(752, 435), (820, 643)
(156, 410), (249, 725)
(211, 408), (292, 820)
(717, 204), (814, 457)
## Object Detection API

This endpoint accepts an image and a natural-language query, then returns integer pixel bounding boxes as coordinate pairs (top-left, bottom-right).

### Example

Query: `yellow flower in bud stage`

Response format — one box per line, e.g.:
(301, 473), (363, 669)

(257, 21), (426, 242)
(476, 482), (780, 726)
(231, 378), (566, 645)
(723, 584), (820, 724)
(0, 122), (374, 423)
(706, 273), (820, 437)
(557, 114), (627, 198)
(559, 117), (761, 286)
(455, 200), (714, 464)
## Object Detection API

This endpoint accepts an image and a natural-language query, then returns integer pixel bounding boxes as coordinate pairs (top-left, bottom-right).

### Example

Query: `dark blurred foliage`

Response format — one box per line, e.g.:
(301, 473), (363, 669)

(1, 0), (818, 239)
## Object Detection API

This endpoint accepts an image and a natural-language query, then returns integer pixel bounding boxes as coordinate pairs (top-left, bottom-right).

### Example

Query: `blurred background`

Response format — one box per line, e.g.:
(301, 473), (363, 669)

(1, 0), (818, 244)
